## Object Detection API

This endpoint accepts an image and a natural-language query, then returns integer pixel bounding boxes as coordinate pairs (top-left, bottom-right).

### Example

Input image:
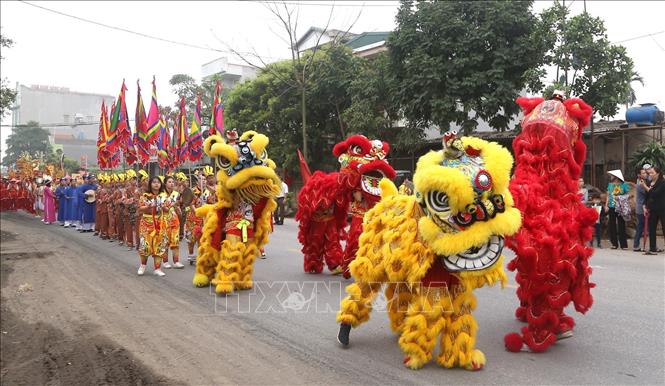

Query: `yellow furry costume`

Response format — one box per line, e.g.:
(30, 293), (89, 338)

(192, 130), (280, 294)
(336, 133), (522, 370)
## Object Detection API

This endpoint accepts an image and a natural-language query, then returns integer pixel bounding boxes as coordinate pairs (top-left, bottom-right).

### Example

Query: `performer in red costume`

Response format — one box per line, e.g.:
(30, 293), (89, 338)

(296, 135), (395, 275)
(504, 90), (598, 353)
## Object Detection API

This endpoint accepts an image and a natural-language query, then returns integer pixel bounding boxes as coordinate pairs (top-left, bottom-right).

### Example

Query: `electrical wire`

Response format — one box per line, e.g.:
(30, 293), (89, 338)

(17, 0), (285, 61)
(614, 30), (665, 44)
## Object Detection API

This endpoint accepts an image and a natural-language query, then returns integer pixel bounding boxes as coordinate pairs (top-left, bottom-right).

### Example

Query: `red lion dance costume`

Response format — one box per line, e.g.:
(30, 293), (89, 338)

(504, 93), (598, 353)
(296, 135), (396, 277)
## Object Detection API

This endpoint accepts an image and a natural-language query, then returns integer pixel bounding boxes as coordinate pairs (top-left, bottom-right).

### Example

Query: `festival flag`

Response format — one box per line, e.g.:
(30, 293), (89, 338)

(157, 115), (171, 171)
(297, 149), (312, 184)
(97, 100), (110, 168)
(135, 80), (150, 165)
(145, 76), (162, 145)
(107, 80), (130, 151)
(188, 94), (203, 161)
(176, 96), (189, 164)
(124, 127), (138, 166)
(210, 80), (224, 136)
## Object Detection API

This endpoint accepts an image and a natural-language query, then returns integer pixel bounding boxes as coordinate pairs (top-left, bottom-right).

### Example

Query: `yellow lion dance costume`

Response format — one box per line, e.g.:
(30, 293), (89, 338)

(192, 130), (280, 295)
(336, 132), (522, 370)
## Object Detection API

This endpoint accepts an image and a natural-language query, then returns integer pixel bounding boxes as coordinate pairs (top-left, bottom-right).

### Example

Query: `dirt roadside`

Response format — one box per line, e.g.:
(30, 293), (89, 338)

(0, 213), (339, 385)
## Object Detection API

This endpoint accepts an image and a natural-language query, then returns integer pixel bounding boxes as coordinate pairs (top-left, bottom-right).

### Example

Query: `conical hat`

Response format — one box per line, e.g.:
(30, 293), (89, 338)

(607, 169), (624, 182)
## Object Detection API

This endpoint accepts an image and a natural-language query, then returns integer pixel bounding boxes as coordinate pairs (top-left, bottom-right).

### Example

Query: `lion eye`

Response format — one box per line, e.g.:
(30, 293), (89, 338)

(217, 156), (231, 169)
(260, 150), (268, 160)
(351, 145), (363, 155)
(426, 191), (450, 212)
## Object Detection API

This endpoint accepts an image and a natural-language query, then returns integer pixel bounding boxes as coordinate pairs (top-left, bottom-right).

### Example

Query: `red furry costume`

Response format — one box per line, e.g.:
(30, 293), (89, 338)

(296, 135), (396, 276)
(504, 95), (598, 352)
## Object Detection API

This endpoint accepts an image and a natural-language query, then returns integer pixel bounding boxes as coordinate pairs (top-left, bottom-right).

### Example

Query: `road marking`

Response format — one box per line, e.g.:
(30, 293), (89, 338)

(287, 248), (300, 253)
(504, 284), (518, 289)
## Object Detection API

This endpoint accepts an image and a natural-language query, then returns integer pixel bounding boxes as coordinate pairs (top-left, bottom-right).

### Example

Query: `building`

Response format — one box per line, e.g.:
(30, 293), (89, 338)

(10, 84), (114, 168)
(295, 27), (358, 52)
(201, 57), (258, 89)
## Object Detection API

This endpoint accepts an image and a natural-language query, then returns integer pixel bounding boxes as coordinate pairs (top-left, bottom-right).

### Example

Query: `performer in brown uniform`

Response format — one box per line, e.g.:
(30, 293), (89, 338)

(115, 173), (126, 245)
(124, 170), (139, 250)
(107, 175), (117, 241)
(96, 175), (110, 239)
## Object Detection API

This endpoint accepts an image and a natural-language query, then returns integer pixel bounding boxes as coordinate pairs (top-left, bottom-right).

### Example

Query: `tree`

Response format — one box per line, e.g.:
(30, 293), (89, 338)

(226, 46), (364, 174)
(388, 1), (549, 135)
(623, 71), (644, 108)
(630, 142), (665, 172)
(215, 2), (360, 162)
(1, 34), (17, 118)
(168, 73), (231, 125)
(340, 54), (403, 147)
(2, 121), (51, 166)
(537, 1), (635, 119)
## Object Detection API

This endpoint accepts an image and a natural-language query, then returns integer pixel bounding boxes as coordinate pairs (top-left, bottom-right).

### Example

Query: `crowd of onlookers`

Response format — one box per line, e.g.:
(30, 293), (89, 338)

(582, 164), (665, 254)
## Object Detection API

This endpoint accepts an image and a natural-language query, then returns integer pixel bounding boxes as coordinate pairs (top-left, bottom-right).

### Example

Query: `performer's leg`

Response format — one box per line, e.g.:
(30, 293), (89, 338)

(399, 287), (448, 369)
(385, 283), (414, 333)
(302, 221), (326, 274)
(125, 221), (134, 248)
(608, 208), (618, 248)
(323, 220), (343, 272)
(617, 215), (628, 249)
(236, 240), (259, 290)
(337, 281), (383, 328)
(135, 221), (140, 251)
(194, 215), (219, 287)
(341, 218), (362, 278)
(437, 285), (485, 370)
(211, 237), (244, 294)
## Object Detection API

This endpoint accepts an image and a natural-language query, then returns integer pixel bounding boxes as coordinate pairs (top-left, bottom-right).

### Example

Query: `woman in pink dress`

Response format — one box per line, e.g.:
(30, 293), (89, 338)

(43, 179), (56, 224)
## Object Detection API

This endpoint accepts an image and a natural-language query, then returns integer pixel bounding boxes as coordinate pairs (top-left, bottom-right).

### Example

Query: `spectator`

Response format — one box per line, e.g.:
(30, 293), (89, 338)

(590, 194), (605, 248)
(578, 178), (589, 204)
(274, 180), (288, 225)
(644, 166), (665, 255)
(633, 165), (651, 251)
(604, 170), (629, 250)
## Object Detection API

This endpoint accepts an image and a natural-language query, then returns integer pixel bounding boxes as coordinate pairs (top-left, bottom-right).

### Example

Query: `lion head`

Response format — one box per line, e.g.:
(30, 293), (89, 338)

(203, 130), (280, 204)
(413, 133), (521, 274)
(332, 135), (396, 197)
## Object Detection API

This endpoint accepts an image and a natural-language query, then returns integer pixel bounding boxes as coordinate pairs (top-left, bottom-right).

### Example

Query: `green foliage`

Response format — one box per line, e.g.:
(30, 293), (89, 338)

(388, 1), (547, 135)
(168, 73), (231, 124)
(226, 46), (394, 174)
(1, 34), (17, 118)
(537, 1), (635, 118)
(630, 142), (665, 172)
(45, 147), (80, 174)
(2, 121), (51, 166)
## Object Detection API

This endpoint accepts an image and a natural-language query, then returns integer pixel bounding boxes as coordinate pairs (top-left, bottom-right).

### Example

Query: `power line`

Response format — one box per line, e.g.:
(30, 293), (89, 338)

(253, 1), (398, 7)
(17, 0), (285, 61)
(614, 30), (665, 44)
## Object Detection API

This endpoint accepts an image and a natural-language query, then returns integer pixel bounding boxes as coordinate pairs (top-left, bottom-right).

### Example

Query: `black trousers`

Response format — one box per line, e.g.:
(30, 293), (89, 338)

(274, 197), (285, 224)
(608, 207), (627, 248)
(648, 208), (665, 252)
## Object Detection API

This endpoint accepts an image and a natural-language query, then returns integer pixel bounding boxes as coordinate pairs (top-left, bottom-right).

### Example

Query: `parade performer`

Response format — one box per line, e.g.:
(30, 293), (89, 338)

(161, 175), (184, 269)
(42, 178), (56, 224)
(107, 175), (117, 240)
(182, 174), (203, 265)
(192, 130), (280, 295)
(96, 175), (110, 239)
(137, 176), (168, 277)
(0, 178), (9, 211)
(123, 170), (139, 250)
(200, 166), (217, 205)
(503, 92), (597, 353)
(336, 132), (521, 370)
(64, 177), (77, 227)
(55, 177), (67, 225)
(296, 135), (396, 276)
(136, 170), (149, 251)
(35, 180), (44, 219)
(78, 175), (97, 232)
(113, 174), (124, 242)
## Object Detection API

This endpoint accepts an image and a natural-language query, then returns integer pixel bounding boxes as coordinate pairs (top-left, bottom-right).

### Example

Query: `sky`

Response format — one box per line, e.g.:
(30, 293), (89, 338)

(1, 0), (664, 160)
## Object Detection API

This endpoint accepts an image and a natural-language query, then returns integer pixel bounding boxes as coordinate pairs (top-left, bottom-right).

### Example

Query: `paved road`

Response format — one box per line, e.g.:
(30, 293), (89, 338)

(2, 211), (664, 385)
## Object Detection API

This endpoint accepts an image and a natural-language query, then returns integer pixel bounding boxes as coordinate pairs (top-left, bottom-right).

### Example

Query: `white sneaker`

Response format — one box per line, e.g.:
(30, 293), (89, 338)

(173, 262), (185, 269)
(162, 262), (172, 269)
(153, 269), (166, 277)
(137, 265), (147, 276)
